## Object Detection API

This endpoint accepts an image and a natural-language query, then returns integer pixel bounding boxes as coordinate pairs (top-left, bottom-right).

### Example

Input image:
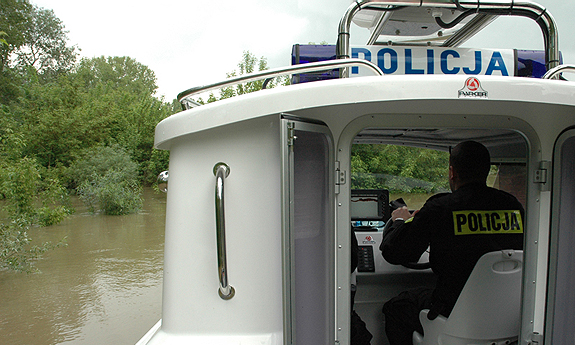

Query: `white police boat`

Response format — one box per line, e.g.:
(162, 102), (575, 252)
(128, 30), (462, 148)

(137, 1), (575, 344)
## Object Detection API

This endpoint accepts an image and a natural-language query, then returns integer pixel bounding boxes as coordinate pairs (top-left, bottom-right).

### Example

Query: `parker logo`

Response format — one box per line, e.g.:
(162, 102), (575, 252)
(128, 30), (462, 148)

(458, 77), (488, 99)
(362, 235), (376, 244)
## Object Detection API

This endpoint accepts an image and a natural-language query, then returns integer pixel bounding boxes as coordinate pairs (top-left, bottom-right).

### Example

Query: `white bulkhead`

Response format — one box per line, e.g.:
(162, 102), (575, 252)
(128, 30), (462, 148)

(149, 115), (285, 344)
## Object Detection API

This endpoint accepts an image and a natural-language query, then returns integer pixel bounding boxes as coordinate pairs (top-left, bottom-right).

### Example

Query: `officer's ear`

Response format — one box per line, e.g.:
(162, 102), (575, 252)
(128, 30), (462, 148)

(449, 165), (456, 180)
(449, 165), (458, 191)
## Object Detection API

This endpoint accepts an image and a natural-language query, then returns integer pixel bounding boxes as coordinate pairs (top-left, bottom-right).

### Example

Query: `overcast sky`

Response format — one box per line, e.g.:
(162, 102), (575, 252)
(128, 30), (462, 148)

(32, 0), (574, 100)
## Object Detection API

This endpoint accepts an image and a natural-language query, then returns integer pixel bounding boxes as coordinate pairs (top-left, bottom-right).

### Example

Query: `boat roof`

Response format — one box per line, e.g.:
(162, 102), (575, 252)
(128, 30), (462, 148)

(157, 1), (575, 155)
(156, 74), (575, 150)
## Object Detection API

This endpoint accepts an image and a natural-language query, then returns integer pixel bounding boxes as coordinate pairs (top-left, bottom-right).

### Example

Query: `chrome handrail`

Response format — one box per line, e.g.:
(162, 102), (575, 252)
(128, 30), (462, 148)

(337, 0), (560, 78)
(178, 58), (384, 109)
(214, 163), (235, 300)
(543, 64), (575, 79)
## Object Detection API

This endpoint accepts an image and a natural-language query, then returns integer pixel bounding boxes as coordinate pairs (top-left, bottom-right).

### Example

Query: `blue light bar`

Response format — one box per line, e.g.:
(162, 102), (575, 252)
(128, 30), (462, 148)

(291, 45), (560, 84)
(516, 50), (563, 78)
(291, 44), (338, 84)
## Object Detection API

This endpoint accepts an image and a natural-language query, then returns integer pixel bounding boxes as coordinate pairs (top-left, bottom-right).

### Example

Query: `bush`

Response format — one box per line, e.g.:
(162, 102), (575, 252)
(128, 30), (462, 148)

(69, 145), (142, 215)
(78, 169), (142, 215)
(1, 157), (73, 225)
(0, 157), (70, 272)
(141, 148), (169, 186)
(0, 220), (61, 272)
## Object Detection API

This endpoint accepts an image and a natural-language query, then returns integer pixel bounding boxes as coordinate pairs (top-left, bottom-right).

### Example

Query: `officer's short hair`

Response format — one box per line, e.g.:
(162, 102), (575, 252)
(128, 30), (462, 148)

(450, 141), (490, 182)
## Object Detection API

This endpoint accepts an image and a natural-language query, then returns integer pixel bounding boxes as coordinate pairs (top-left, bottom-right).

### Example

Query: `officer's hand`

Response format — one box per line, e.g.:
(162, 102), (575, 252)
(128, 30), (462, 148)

(391, 206), (413, 221)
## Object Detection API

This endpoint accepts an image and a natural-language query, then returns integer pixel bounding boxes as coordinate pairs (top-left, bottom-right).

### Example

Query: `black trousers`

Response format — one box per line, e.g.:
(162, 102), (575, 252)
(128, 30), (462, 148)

(382, 288), (433, 345)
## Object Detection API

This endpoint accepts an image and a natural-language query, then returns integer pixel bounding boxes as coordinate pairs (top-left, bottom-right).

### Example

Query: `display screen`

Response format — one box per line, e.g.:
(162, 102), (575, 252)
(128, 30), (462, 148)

(350, 189), (390, 221)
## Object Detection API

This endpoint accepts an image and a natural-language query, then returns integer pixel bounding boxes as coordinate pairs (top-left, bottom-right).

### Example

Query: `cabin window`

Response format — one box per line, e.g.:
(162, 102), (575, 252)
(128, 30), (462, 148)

(351, 144), (527, 209)
(351, 144), (450, 209)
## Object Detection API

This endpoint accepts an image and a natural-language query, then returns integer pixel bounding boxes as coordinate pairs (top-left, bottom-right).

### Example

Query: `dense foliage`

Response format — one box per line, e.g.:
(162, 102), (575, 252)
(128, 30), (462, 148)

(351, 144), (450, 194)
(71, 146), (143, 215)
(0, 0), (175, 271)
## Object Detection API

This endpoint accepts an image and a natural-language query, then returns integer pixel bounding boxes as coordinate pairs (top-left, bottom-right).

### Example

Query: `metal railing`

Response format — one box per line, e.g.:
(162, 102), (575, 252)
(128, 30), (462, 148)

(178, 58), (383, 109)
(214, 163), (235, 300)
(543, 64), (575, 80)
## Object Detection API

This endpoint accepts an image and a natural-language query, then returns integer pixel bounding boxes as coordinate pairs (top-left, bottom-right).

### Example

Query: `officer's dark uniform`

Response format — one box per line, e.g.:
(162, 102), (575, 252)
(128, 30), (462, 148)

(380, 182), (524, 345)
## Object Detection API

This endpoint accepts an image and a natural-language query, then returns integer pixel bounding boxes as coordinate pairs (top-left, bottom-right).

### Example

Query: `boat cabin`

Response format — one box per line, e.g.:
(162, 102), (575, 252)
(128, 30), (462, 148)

(138, 1), (575, 345)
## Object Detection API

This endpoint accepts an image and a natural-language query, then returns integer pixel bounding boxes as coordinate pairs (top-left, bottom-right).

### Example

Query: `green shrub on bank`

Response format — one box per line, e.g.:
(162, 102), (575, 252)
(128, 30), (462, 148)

(69, 145), (142, 215)
(0, 156), (71, 272)
(1, 157), (73, 226)
(0, 220), (63, 272)
(78, 169), (142, 215)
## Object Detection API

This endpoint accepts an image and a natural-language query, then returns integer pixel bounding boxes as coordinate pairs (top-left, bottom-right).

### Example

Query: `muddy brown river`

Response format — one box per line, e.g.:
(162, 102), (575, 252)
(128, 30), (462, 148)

(0, 188), (165, 345)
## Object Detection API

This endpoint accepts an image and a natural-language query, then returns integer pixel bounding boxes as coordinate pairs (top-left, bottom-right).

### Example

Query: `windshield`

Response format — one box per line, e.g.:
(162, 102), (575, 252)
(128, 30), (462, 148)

(351, 144), (526, 209)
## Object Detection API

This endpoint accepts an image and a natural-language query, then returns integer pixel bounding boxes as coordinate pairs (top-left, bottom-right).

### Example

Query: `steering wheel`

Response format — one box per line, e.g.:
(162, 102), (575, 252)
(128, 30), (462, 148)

(383, 215), (432, 270)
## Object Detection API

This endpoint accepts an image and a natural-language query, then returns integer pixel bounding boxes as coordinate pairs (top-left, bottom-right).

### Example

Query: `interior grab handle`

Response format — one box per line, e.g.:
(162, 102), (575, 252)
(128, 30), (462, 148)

(214, 163), (235, 300)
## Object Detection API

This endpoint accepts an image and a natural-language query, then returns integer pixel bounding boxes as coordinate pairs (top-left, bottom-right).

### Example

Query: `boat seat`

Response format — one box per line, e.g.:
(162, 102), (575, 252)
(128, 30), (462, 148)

(413, 250), (523, 345)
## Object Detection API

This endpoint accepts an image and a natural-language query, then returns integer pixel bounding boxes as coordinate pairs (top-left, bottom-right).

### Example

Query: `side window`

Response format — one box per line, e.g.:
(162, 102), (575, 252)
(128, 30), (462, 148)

(293, 129), (333, 345)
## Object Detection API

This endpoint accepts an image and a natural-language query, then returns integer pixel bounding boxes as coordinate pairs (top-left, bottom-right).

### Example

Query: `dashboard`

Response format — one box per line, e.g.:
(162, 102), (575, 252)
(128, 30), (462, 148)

(353, 220), (431, 275)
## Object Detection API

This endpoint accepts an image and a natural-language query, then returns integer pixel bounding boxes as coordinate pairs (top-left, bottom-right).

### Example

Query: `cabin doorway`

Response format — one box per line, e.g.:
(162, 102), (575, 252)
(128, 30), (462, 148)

(348, 127), (529, 345)
(281, 116), (335, 345)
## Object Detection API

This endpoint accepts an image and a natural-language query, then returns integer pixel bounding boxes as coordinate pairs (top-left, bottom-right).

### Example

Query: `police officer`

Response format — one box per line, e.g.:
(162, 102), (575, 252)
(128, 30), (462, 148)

(380, 140), (524, 345)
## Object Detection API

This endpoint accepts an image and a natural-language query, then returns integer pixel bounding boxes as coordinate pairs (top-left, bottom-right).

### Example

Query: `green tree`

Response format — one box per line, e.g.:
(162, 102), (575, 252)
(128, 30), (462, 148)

(14, 74), (88, 168)
(0, 0), (30, 72)
(0, 0), (30, 104)
(351, 144), (450, 193)
(0, 220), (58, 272)
(69, 145), (142, 215)
(0, 110), (70, 272)
(12, 5), (78, 79)
(1, 2), (77, 105)
(74, 56), (172, 179)
(0, 31), (7, 46)
(76, 56), (158, 95)
(12, 55), (173, 183)
(0, 3), (177, 271)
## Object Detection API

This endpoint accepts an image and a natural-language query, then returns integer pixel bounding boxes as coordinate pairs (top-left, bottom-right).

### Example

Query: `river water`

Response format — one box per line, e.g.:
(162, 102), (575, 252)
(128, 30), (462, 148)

(0, 188), (165, 345)
(0, 189), (438, 345)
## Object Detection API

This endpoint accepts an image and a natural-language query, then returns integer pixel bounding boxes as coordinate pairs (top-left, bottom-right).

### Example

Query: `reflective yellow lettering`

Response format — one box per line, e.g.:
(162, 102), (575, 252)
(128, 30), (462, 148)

(468, 213), (478, 231)
(503, 212), (510, 230)
(478, 213), (488, 231)
(453, 210), (523, 235)
(455, 213), (467, 232)
(491, 213), (501, 231)
(510, 212), (521, 230)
